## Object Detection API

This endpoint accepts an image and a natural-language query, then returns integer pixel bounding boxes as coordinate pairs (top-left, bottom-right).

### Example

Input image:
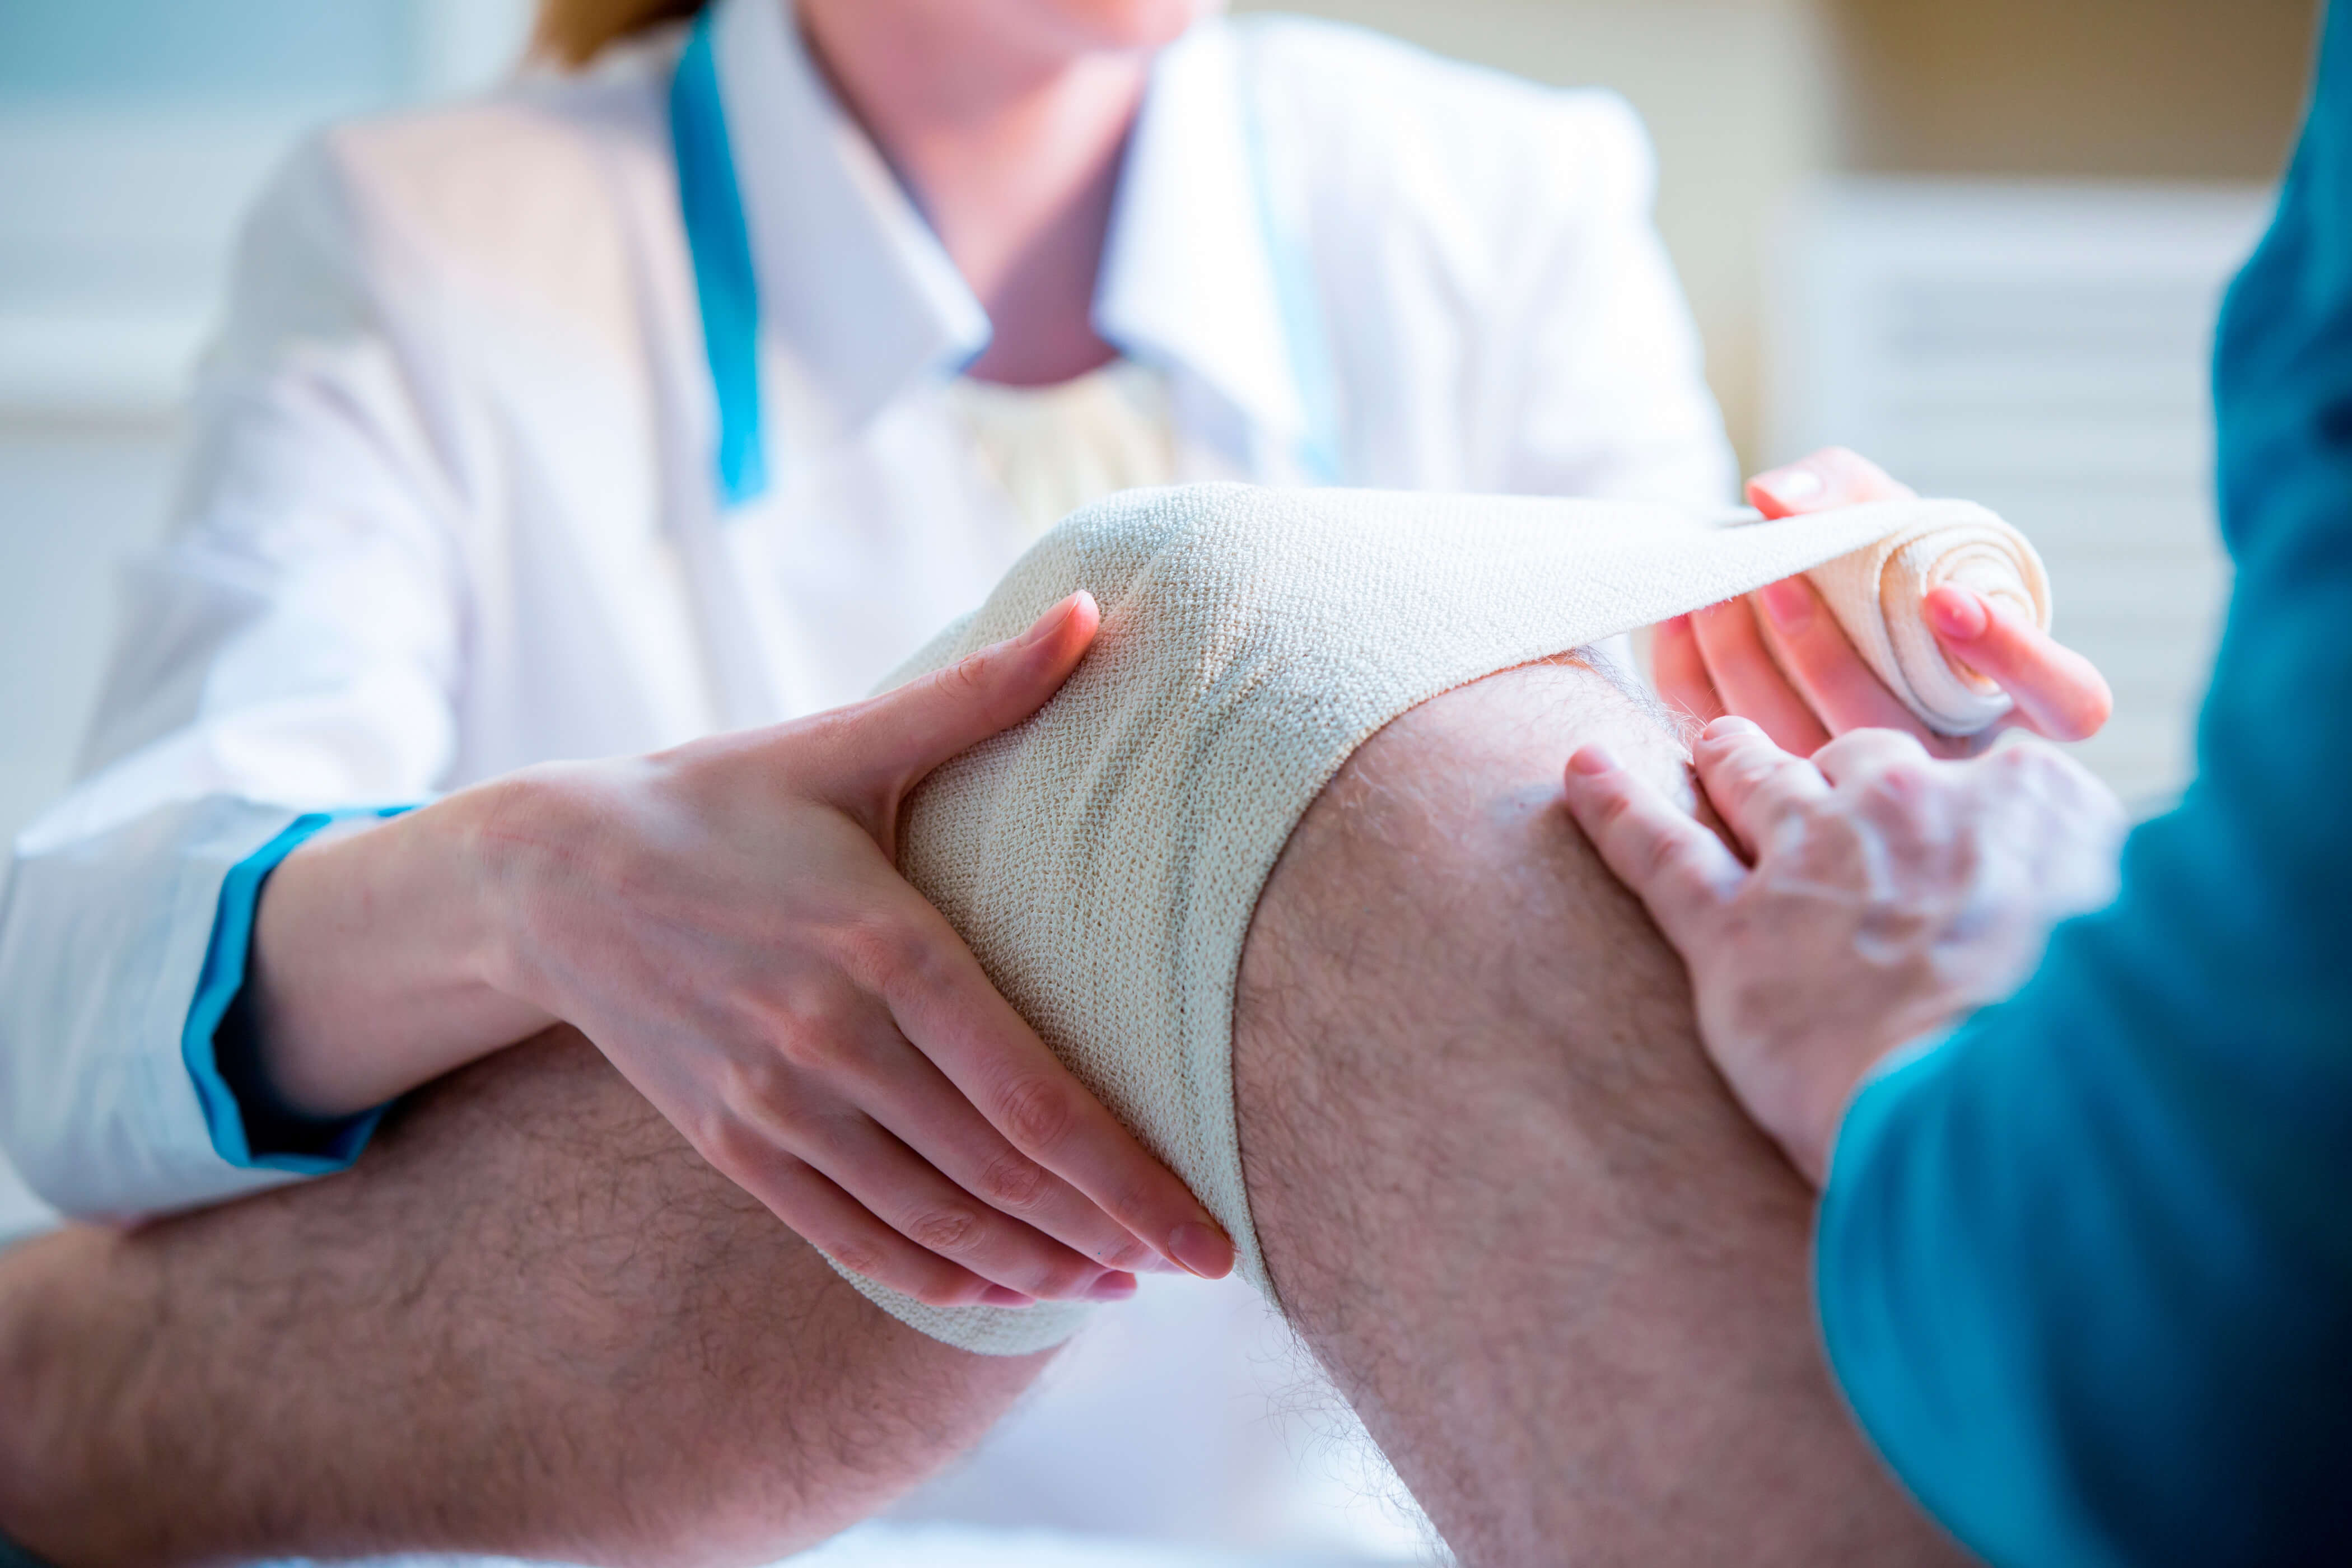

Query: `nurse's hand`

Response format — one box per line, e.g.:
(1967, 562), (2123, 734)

(1651, 447), (2115, 759)
(1561, 717), (2125, 1185)
(488, 591), (1236, 1308)
(254, 592), (1234, 1310)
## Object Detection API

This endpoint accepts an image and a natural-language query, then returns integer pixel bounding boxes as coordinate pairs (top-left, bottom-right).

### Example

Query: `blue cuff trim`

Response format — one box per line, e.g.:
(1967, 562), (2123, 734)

(181, 806), (414, 1175)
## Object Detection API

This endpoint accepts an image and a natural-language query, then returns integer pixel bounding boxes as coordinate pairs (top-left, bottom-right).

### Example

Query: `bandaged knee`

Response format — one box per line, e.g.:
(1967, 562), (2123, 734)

(842, 484), (2048, 1355)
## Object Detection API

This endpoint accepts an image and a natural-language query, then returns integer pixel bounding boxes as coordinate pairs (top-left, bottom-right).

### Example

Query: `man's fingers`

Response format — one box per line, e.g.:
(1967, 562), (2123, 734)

(1651, 614), (1728, 727)
(1689, 599), (1833, 757)
(1690, 717), (1832, 860)
(1748, 576), (1926, 738)
(1561, 745), (1746, 951)
(880, 904), (1236, 1280)
(1925, 586), (2113, 742)
(1810, 725), (1933, 788)
(1747, 447), (1918, 518)
(834, 591), (1103, 801)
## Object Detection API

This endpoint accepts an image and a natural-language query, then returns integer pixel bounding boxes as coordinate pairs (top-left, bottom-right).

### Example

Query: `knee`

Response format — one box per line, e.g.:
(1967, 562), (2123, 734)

(1233, 660), (1745, 1191)
(1239, 659), (1694, 1025)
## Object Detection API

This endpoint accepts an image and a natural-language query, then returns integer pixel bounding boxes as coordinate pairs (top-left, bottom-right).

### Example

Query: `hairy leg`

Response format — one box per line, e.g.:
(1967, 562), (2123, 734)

(0, 1030), (1050, 1567)
(1235, 661), (1966, 1566)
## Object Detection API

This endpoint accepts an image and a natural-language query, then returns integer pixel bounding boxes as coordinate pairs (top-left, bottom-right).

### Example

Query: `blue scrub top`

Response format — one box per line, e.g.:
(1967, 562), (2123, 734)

(1816, 6), (2352, 1564)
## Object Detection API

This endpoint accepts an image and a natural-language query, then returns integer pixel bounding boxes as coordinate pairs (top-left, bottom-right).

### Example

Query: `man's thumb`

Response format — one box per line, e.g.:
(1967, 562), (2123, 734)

(848, 591), (1100, 796)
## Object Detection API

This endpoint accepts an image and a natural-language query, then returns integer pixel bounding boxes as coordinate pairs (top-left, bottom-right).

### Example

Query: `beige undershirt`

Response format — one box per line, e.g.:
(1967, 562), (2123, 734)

(947, 359), (1179, 540)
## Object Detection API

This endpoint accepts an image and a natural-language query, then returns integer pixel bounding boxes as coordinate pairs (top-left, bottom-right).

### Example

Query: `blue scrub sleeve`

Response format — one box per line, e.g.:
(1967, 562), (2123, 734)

(1813, 6), (2352, 1564)
(0, 1527), (57, 1568)
(182, 806), (414, 1173)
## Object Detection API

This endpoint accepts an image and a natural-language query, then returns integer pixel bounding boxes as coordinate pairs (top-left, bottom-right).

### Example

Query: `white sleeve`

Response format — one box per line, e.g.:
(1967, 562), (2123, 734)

(0, 132), (470, 1220)
(1494, 93), (1739, 512)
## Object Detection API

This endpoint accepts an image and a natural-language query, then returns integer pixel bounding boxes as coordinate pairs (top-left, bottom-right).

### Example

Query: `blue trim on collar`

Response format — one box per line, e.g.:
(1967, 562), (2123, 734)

(671, 10), (771, 508)
(670, 10), (1343, 500)
(1238, 64), (1343, 485)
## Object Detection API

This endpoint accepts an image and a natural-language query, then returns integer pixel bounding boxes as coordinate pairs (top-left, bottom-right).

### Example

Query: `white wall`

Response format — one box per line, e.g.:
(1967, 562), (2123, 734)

(1237, 0), (1833, 472)
(1771, 181), (2270, 806)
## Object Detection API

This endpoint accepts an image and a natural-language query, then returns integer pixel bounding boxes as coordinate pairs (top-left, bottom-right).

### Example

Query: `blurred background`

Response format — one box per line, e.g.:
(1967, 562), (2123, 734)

(0, 0), (2321, 1560)
(0, 0), (2314, 860)
(0, 0), (2318, 849)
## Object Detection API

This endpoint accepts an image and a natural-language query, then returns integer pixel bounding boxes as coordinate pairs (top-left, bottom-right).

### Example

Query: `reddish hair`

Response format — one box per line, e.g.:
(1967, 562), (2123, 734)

(533, 0), (708, 68)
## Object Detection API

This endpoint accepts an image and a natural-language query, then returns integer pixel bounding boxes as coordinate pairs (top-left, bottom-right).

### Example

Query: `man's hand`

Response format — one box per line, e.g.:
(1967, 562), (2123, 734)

(1653, 448), (2115, 758)
(1560, 717), (2125, 1184)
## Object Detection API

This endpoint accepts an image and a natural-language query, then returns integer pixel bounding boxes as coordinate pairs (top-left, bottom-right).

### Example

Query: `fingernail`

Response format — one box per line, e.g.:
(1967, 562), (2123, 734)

(1705, 716), (1763, 739)
(1018, 591), (1086, 648)
(1567, 744), (1618, 777)
(1168, 1221), (1235, 1280)
(1107, 1239), (1183, 1275)
(1085, 1272), (1140, 1302)
(983, 1286), (1037, 1308)
(1926, 586), (1990, 641)
(1758, 577), (1814, 632)
(1754, 466), (1824, 505)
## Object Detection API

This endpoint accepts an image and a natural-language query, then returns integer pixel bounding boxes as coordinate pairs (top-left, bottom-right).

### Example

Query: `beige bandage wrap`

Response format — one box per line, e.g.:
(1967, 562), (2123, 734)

(1805, 510), (2052, 734)
(847, 484), (2050, 1355)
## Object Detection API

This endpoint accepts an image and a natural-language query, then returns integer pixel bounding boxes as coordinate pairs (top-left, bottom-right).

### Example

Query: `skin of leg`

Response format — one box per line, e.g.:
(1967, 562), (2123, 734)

(1234, 660), (1971, 1567)
(0, 1029), (1052, 1568)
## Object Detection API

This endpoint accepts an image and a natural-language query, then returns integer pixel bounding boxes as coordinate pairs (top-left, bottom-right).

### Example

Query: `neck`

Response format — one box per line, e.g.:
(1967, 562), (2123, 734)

(797, 1), (1153, 386)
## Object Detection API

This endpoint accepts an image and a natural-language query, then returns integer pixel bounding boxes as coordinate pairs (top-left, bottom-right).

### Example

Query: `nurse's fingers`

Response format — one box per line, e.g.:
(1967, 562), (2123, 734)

(822, 591), (1103, 833)
(1748, 576), (1927, 740)
(839, 1026), (1179, 1279)
(1926, 585), (2114, 743)
(1561, 744), (1747, 954)
(1652, 614), (1728, 727)
(783, 1102), (1137, 1303)
(708, 1141), (1037, 1310)
(1689, 717), (1832, 861)
(880, 897), (1237, 1282)
(1690, 599), (1833, 757)
(1747, 447), (1917, 518)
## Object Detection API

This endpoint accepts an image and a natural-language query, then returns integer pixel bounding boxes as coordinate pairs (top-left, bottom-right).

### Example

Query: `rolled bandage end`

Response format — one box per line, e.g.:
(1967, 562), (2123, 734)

(1802, 500), (2053, 737)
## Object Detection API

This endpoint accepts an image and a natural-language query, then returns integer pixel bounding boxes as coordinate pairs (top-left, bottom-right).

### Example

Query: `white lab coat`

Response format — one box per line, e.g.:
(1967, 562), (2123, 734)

(0, 0), (1730, 1221)
(0, 2), (1734, 1546)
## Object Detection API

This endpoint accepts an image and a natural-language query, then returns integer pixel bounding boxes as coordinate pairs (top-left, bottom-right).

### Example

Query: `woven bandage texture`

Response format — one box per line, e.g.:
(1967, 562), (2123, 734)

(838, 483), (2048, 1354)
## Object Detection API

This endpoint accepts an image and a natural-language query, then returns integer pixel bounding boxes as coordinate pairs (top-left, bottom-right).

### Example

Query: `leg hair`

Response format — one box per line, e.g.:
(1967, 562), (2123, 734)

(0, 1029), (1050, 1567)
(1235, 661), (1967, 1567)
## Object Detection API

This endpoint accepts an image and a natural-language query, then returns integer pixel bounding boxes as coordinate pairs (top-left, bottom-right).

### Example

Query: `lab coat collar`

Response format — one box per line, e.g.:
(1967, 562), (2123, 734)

(710, 1), (1304, 448)
(710, 0), (991, 430)
(1096, 21), (1309, 450)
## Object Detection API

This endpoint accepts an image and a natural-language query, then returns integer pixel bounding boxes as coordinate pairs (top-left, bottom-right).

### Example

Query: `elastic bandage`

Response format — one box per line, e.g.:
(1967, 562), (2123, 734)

(840, 483), (2047, 1354)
